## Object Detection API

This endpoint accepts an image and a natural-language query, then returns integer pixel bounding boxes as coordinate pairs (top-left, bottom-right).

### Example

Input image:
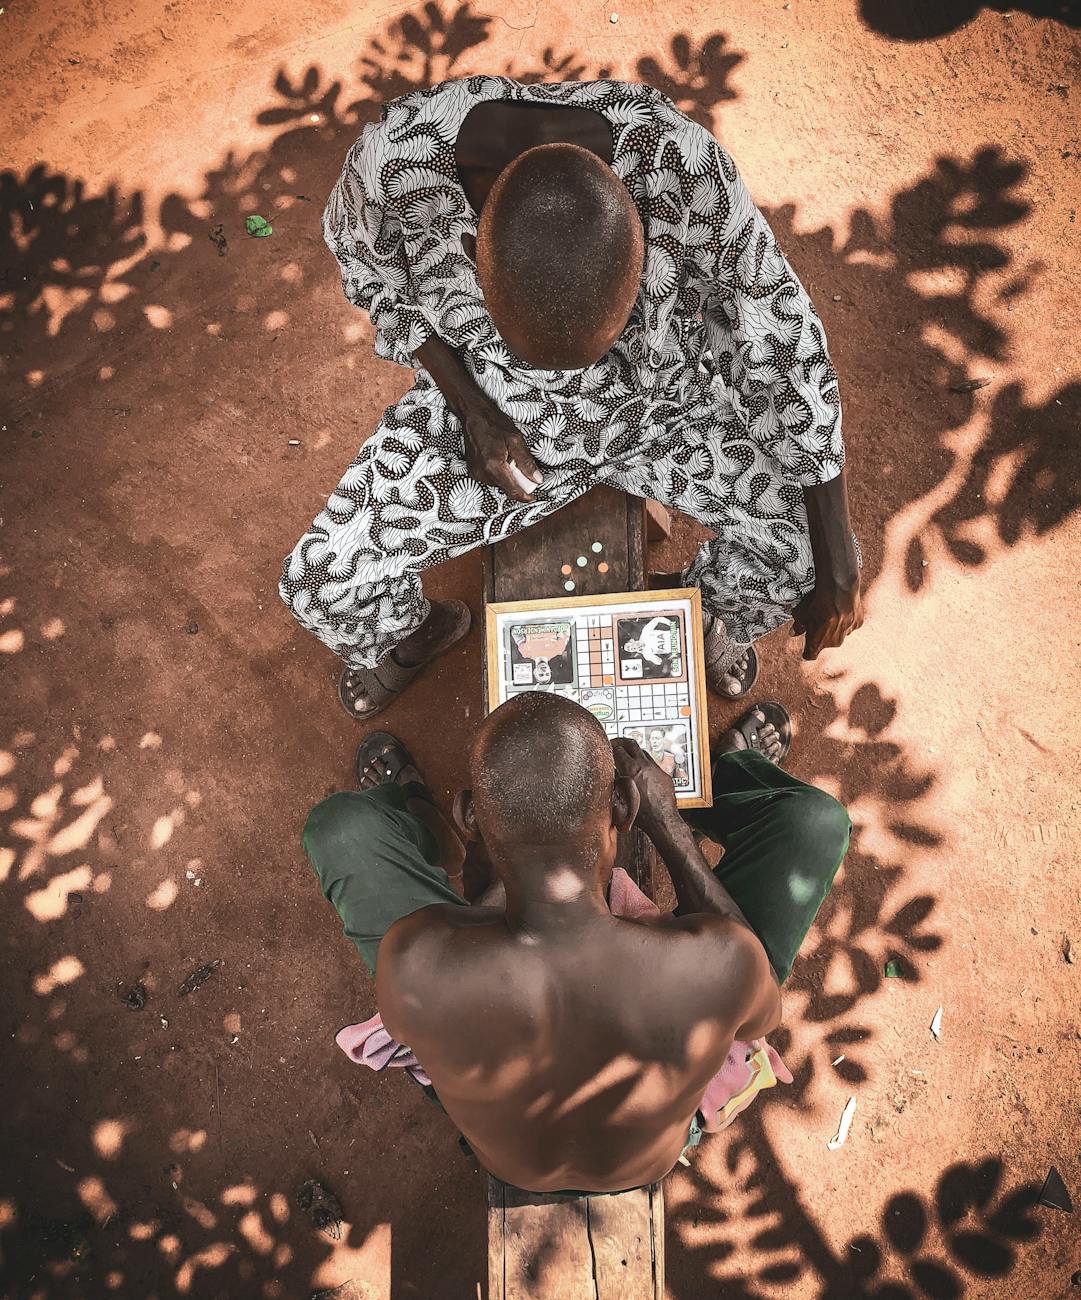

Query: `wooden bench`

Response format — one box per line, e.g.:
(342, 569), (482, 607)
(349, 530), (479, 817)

(487, 1178), (664, 1300)
(481, 486), (667, 894)
(481, 486), (668, 1298)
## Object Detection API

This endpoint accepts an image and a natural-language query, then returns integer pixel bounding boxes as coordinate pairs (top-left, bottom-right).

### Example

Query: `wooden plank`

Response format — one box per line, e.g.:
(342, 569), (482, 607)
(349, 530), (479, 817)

(482, 485), (645, 606)
(649, 1182), (665, 1296)
(488, 1177), (505, 1300)
(480, 486), (655, 897)
(495, 1181), (596, 1300)
(643, 499), (672, 542)
(586, 1186), (657, 1297)
(488, 1178), (665, 1300)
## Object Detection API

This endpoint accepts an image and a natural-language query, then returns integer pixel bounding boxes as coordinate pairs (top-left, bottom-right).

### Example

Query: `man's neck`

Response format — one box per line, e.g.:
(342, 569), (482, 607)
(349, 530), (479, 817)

(495, 847), (612, 936)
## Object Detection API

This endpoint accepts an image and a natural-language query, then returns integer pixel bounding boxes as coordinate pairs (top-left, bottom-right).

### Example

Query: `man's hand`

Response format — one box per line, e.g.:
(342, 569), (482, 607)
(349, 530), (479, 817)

(461, 395), (543, 503)
(612, 737), (679, 839)
(791, 569), (863, 661)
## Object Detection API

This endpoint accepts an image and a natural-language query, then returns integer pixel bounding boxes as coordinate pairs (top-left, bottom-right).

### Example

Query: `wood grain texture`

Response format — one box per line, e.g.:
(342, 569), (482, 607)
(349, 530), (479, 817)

(481, 488), (659, 894)
(487, 1178), (664, 1299)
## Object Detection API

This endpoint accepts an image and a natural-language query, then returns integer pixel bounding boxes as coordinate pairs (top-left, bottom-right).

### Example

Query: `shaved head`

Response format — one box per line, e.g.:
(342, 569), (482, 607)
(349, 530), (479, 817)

(471, 693), (615, 848)
(477, 143), (644, 370)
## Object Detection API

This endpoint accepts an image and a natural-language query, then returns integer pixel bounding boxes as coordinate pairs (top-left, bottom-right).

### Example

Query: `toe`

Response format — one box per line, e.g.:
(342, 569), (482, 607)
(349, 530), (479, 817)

(725, 676), (741, 697)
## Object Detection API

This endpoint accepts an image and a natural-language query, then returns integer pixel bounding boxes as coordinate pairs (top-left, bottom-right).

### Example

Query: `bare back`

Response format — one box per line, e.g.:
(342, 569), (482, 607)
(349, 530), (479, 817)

(376, 902), (766, 1192)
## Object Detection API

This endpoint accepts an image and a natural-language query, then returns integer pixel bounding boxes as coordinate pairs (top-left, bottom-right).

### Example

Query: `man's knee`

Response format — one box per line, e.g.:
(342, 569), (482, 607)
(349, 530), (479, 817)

(303, 790), (396, 873)
(784, 786), (851, 872)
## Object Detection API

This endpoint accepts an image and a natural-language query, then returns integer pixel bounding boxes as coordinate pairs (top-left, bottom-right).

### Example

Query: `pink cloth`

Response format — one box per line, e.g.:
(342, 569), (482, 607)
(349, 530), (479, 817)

(336, 867), (789, 1129)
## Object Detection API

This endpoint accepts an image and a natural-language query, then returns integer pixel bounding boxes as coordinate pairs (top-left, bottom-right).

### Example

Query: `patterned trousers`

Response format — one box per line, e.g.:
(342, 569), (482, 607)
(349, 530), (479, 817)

(280, 373), (821, 670)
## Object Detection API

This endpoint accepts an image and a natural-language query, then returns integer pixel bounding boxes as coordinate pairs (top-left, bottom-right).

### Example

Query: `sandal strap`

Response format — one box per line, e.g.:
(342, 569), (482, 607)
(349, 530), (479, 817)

(341, 654), (422, 715)
(734, 702), (792, 762)
(355, 731), (422, 790)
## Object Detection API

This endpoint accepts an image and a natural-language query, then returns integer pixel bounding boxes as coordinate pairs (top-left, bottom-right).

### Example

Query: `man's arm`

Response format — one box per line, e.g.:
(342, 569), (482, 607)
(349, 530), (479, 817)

(677, 119), (863, 657)
(413, 334), (543, 503)
(612, 738), (781, 1037)
(648, 806), (753, 927)
(326, 127), (542, 503)
(612, 739), (757, 932)
(653, 814), (782, 1039)
(652, 806), (782, 1038)
(793, 468), (864, 660)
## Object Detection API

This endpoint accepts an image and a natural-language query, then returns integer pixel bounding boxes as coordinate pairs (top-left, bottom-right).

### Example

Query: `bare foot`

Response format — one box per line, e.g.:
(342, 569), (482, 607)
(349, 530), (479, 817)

(356, 733), (426, 792)
(356, 732), (465, 877)
(340, 599), (467, 717)
(717, 707), (787, 764)
(714, 651), (755, 698)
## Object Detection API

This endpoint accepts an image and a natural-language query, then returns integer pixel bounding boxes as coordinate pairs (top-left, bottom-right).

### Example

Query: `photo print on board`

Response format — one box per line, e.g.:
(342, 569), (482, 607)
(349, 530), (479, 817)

(507, 620), (576, 688)
(615, 612), (687, 683)
(623, 722), (693, 790)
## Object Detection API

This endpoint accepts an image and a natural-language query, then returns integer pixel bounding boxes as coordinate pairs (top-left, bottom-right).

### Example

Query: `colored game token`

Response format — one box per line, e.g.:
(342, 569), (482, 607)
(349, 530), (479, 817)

(576, 556), (587, 567)
(591, 541), (603, 553)
(560, 564), (572, 575)
(564, 580), (576, 592)
(597, 561), (609, 574)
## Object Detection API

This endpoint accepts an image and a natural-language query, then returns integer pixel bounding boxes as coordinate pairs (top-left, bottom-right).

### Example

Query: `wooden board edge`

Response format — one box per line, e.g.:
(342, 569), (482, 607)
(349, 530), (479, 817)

(484, 603), (502, 715)
(485, 587), (697, 616)
(650, 1181), (665, 1295)
(687, 588), (713, 809)
(486, 1177), (505, 1300)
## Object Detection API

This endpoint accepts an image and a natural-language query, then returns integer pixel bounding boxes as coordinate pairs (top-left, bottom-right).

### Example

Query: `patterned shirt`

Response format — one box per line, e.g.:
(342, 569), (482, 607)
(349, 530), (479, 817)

(323, 76), (844, 489)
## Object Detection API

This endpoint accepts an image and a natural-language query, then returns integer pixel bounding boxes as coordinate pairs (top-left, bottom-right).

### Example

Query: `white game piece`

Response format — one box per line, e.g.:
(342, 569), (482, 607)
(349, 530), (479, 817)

(591, 541), (603, 553)
(576, 556), (587, 567)
(564, 580), (576, 592)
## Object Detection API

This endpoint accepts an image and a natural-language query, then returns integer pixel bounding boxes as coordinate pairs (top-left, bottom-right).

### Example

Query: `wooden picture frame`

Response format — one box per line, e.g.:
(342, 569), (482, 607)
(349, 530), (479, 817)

(486, 588), (713, 809)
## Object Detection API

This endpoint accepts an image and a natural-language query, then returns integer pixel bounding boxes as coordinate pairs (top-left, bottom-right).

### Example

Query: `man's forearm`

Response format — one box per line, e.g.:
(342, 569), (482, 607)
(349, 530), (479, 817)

(414, 335), (481, 418)
(646, 810), (753, 929)
(802, 468), (858, 585)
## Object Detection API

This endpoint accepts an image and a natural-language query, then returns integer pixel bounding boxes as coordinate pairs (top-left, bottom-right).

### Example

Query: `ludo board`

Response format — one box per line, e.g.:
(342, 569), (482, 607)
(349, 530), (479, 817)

(486, 589), (712, 809)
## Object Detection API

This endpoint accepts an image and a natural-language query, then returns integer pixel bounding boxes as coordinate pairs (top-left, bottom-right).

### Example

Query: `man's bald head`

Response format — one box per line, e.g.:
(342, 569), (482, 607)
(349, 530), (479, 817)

(471, 692), (616, 849)
(477, 143), (644, 370)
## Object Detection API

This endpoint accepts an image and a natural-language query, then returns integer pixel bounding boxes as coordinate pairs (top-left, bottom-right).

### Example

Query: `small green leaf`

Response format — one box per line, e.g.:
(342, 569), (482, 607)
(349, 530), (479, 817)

(245, 215), (273, 238)
(884, 959), (902, 978)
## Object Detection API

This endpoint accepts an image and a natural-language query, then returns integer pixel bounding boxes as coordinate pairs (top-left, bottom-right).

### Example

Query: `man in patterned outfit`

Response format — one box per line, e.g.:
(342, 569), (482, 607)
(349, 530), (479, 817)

(280, 78), (863, 719)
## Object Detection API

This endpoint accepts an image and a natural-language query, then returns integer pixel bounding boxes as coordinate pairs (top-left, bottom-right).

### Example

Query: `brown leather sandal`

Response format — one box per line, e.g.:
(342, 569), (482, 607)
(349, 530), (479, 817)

(702, 616), (759, 699)
(338, 600), (472, 722)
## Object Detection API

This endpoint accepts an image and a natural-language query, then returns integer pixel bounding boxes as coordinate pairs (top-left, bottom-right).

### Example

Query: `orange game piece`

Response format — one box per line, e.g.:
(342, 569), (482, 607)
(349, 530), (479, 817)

(680, 705), (691, 717)
(560, 564), (572, 575)
(603, 675), (614, 685)
(597, 561), (609, 574)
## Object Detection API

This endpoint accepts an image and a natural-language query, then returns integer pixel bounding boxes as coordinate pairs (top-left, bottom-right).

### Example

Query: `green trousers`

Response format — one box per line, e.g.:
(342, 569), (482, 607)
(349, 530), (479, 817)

(303, 750), (850, 984)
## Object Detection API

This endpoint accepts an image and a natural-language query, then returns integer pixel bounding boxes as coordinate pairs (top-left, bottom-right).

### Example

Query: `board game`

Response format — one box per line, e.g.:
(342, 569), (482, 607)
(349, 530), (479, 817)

(486, 589), (712, 808)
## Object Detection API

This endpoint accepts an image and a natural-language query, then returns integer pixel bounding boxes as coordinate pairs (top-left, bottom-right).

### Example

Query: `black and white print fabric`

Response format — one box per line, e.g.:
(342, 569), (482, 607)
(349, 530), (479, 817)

(281, 77), (847, 669)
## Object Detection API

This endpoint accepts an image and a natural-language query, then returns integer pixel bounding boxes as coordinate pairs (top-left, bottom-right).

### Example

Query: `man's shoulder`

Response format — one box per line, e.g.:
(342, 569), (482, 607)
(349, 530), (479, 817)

(652, 913), (771, 984)
(380, 902), (505, 970)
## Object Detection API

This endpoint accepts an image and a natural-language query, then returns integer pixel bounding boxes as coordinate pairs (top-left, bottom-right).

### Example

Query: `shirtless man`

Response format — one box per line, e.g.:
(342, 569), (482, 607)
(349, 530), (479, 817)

(281, 79), (863, 721)
(304, 694), (849, 1192)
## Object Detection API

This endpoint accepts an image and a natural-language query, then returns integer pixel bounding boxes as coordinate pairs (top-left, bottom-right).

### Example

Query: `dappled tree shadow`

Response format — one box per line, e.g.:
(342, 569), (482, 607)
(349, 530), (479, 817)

(0, 166), (145, 405)
(669, 1143), (1044, 1298)
(913, 380), (1081, 589)
(859, 0), (1080, 41)
(635, 32), (743, 127)
(759, 143), (1073, 595)
(0, 2), (1072, 1295)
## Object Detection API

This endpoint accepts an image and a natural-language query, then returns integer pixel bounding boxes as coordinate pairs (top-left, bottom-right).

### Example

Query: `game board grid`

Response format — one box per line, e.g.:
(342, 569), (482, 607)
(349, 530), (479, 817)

(497, 606), (703, 800)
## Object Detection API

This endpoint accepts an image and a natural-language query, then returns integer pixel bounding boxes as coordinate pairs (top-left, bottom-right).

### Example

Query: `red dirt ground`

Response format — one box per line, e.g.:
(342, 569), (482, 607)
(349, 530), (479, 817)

(2, 1), (1079, 1296)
